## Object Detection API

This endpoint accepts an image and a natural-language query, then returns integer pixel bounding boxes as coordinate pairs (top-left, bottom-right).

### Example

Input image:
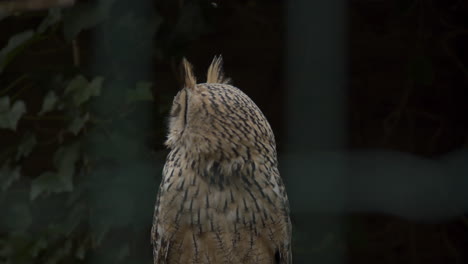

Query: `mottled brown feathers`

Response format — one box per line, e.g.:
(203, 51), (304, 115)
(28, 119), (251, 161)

(152, 55), (292, 264)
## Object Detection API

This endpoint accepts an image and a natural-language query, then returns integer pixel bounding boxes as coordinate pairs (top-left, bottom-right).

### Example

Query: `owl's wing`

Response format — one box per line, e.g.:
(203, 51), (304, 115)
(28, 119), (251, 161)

(151, 212), (171, 264)
(151, 184), (169, 264)
(276, 244), (292, 264)
(151, 233), (169, 264)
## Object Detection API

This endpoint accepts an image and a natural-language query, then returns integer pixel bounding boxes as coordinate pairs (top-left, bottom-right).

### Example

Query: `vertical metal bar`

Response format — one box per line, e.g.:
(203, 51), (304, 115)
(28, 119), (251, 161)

(87, 0), (157, 262)
(286, 0), (347, 151)
(285, 0), (348, 263)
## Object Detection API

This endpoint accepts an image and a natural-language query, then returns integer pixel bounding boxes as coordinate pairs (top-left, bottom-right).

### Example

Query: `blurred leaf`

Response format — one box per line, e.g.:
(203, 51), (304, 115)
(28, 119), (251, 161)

(408, 53), (434, 86)
(64, 75), (88, 96)
(53, 142), (80, 190)
(68, 112), (89, 135)
(37, 8), (62, 34)
(16, 132), (37, 160)
(73, 76), (102, 105)
(39, 90), (58, 115)
(30, 143), (80, 200)
(126, 81), (154, 103)
(65, 75), (103, 106)
(30, 238), (48, 257)
(0, 30), (35, 73)
(0, 161), (20, 192)
(0, 96), (27, 130)
(30, 172), (59, 200)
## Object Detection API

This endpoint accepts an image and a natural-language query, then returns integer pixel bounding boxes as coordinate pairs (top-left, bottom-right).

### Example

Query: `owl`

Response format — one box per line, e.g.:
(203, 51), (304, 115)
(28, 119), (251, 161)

(151, 56), (291, 264)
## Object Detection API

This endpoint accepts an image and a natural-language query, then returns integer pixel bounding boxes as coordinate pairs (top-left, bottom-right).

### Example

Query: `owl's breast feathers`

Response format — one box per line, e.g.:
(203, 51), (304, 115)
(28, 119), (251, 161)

(151, 56), (291, 264)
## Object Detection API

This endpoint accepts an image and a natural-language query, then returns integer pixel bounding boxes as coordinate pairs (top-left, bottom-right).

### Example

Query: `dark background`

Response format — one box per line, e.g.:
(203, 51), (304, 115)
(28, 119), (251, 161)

(0, 0), (467, 263)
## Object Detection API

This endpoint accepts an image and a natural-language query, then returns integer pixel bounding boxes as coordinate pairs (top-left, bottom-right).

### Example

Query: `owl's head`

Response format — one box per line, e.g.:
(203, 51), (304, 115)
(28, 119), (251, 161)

(165, 56), (276, 162)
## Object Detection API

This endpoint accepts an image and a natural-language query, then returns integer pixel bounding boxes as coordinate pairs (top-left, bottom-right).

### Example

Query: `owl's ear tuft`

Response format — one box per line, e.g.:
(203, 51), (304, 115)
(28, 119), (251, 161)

(207, 55), (231, 84)
(182, 57), (197, 90)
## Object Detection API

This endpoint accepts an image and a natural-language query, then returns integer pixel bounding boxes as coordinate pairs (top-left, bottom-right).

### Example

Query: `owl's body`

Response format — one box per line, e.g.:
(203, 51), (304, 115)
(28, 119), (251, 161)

(151, 57), (291, 264)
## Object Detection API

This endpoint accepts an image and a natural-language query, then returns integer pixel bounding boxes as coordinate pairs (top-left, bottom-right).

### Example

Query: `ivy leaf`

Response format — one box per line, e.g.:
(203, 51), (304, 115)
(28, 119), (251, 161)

(30, 238), (48, 257)
(64, 75), (87, 95)
(37, 8), (62, 34)
(64, 75), (103, 106)
(72, 76), (102, 105)
(30, 143), (80, 200)
(0, 96), (27, 130)
(68, 112), (89, 135)
(0, 161), (20, 192)
(16, 133), (37, 161)
(126, 81), (153, 104)
(53, 142), (80, 190)
(0, 30), (35, 73)
(30, 172), (59, 200)
(39, 90), (58, 115)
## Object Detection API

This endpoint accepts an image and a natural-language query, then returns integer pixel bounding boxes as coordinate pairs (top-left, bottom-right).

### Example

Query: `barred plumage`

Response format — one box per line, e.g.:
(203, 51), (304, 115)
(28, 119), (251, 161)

(151, 56), (291, 264)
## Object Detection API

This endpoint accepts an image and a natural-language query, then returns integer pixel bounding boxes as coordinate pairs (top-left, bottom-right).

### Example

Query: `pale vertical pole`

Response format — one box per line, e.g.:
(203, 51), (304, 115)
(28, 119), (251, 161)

(285, 0), (348, 263)
(87, 0), (157, 262)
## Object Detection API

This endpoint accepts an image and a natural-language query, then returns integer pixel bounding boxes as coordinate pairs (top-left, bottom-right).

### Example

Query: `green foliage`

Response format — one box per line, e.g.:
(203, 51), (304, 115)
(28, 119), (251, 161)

(0, 161), (21, 192)
(37, 8), (62, 34)
(0, 2), (169, 264)
(39, 91), (58, 115)
(64, 75), (103, 107)
(0, 96), (27, 130)
(0, 0), (210, 262)
(0, 30), (35, 73)
(30, 142), (81, 200)
(16, 133), (37, 161)
(68, 113), (89, 135)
